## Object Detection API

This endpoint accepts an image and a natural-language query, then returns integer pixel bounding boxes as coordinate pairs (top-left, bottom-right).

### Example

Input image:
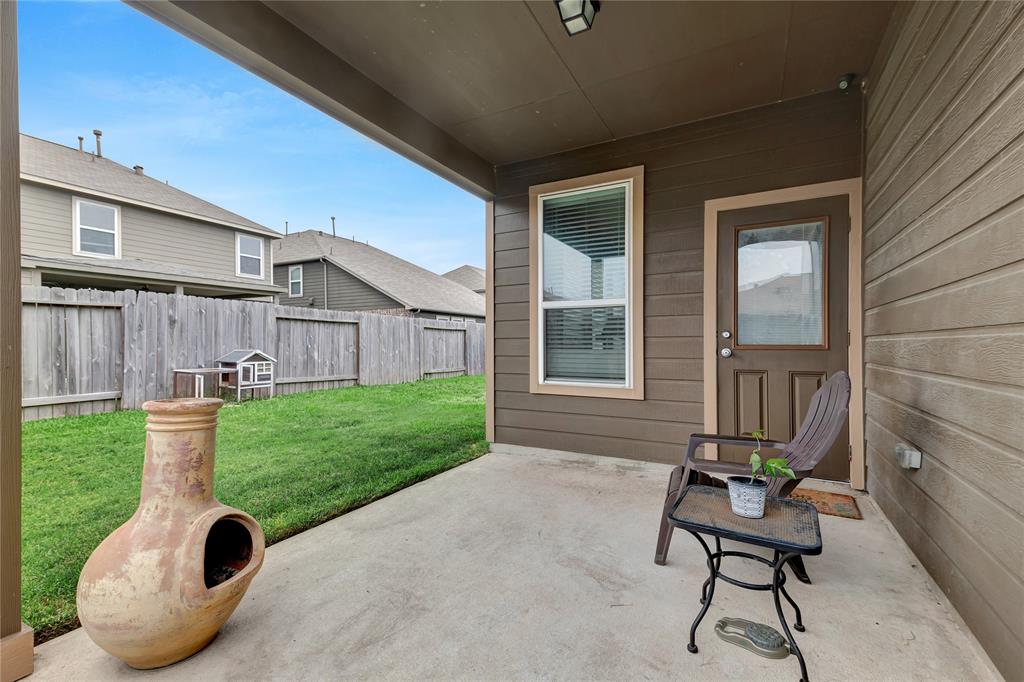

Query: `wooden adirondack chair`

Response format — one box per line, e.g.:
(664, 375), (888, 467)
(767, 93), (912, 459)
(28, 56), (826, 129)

(654, 370), (851, 580)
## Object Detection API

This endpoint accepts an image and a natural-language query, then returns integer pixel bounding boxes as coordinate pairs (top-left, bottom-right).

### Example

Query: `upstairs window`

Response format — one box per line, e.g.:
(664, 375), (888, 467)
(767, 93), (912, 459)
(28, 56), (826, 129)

(236, 233), (264, 278)
(73, 197), (120, 258)
(288, 264), (303, 297)
(529, 166), (644, 400)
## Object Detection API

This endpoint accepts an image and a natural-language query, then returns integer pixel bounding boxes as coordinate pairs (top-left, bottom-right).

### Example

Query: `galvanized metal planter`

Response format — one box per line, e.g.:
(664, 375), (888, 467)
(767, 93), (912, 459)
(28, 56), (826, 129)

(726, 476), (768, 518)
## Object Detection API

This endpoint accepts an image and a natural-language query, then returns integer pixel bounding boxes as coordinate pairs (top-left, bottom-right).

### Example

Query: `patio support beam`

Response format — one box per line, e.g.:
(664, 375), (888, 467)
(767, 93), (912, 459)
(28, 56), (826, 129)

(0, 2), (33, 680)
(129, 0), (496, 199)
(485, 200), (494, 442)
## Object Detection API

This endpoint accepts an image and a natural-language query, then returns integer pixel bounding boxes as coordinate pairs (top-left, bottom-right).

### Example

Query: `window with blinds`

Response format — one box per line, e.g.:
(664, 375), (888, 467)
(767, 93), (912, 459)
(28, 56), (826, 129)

(539, 182), (630, 385)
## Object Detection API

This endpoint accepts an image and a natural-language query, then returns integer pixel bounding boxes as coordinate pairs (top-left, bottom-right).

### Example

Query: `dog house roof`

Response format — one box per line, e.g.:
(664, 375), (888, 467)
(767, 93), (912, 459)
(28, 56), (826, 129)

(216, 349), (277, 364)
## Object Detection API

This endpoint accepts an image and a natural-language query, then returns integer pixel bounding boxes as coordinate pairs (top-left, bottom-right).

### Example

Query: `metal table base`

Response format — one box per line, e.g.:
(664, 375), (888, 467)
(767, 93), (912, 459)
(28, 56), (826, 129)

(666, 485), (822, 682)
(686, 533), (809, 682)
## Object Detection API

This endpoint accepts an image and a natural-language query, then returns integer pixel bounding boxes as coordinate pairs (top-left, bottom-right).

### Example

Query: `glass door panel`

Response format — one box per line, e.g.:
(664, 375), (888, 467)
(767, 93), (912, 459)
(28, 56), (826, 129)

(734, 218), (827, 348)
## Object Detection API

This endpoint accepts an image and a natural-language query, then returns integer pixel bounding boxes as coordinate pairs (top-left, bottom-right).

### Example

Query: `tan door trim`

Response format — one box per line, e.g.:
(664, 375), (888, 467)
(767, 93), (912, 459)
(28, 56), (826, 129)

(703, 178), (865, 489)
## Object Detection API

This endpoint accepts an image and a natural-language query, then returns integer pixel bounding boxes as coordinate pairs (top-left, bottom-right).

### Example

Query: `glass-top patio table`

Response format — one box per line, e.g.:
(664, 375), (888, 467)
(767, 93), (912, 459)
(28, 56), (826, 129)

(667, 485), (823, 682)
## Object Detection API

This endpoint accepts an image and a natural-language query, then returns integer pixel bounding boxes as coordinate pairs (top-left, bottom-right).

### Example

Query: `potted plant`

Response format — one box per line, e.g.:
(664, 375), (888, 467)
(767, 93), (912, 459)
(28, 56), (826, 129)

(726, 429), (795, 519)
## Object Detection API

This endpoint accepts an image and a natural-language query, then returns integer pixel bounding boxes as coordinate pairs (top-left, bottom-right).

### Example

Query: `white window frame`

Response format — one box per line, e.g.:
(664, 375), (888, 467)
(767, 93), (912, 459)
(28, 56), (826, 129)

(255, 361), (273, 383)
(528, 166), (644, 400)
(73, 196), (121, 259)
(235, 233), (265, 279)
(288, 264), (303, 298)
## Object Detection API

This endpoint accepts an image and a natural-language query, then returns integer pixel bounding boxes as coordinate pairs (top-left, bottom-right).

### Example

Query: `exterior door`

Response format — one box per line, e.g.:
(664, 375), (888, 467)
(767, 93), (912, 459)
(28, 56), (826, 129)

(716, 195), (850, 481)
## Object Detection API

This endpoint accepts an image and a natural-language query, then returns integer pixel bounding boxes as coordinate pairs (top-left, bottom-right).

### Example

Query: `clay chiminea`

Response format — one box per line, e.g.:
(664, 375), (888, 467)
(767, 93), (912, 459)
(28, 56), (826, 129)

(77, 398), (265, 669)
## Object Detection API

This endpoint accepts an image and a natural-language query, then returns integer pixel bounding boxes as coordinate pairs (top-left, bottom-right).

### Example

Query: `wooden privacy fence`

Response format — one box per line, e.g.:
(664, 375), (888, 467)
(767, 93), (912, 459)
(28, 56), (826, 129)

(21, 286), (485, 420)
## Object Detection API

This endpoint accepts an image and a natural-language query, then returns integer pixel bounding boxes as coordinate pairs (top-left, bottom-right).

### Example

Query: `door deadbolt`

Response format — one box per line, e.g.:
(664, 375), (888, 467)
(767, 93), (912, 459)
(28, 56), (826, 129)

(720, 348), (733, 358)
(720, 330), (732, 339)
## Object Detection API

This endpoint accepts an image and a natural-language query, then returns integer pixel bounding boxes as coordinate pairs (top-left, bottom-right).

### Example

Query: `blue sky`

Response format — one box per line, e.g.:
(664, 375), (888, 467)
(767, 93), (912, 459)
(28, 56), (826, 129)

(17, 1), (484, 274)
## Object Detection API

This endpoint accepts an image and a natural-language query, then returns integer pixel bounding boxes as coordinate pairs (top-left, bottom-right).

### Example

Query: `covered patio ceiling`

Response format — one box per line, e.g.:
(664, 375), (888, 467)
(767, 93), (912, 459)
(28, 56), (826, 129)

(132, 1), (893, 197)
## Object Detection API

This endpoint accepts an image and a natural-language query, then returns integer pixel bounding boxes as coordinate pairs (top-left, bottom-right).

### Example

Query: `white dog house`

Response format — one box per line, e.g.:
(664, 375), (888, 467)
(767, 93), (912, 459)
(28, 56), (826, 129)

(216, 349), (276, 401)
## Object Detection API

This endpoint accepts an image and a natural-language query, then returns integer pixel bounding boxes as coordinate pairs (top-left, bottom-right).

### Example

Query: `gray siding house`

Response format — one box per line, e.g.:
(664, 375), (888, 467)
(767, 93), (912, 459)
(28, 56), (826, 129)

(273, 230), (485, 321)
(20, 134), (283, 298)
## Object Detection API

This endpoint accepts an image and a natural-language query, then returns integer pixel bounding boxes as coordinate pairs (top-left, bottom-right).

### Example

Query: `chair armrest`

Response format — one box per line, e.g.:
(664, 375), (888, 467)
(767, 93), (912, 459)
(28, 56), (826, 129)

(687, 458), (752, 476)
(686, 433), (788, 451)
(678, 433), (790, 486)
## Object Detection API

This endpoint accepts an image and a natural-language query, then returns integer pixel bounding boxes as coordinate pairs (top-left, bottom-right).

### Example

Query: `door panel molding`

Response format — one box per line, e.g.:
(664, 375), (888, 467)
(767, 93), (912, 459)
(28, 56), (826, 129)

(703, 178), (865, 489)
(735, 370), (769, 437)
(790, 371), (826, 438)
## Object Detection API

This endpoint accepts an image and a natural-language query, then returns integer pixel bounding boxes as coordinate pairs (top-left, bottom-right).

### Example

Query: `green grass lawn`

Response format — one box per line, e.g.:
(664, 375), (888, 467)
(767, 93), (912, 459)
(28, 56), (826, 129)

(21, 375), (486, 642)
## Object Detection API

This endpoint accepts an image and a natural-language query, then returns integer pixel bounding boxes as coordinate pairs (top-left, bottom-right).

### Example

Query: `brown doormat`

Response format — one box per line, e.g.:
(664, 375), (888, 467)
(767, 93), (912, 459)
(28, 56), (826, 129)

(790, 489), (862, 519)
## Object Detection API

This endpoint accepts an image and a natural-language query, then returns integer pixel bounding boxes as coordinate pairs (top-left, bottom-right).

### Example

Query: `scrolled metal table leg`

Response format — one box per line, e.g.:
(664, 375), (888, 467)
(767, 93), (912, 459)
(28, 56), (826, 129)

(779, 580), (805, 632)
(687, 531), (717, 654)
(699, 537), (721, 605)
(773, 552), (809, 682)
(773, 551), (805, 632)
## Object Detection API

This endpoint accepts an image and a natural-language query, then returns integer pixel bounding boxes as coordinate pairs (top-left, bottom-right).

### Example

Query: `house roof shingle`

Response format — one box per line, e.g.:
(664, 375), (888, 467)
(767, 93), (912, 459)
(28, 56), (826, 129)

(274, 230), (485, 318)
(442, 264), (485, 293)
(20, 134), (279, 238)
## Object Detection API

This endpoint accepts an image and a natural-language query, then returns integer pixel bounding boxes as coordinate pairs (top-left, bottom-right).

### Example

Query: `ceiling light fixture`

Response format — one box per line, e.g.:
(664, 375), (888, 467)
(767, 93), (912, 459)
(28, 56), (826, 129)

(555, 0), (600, 37)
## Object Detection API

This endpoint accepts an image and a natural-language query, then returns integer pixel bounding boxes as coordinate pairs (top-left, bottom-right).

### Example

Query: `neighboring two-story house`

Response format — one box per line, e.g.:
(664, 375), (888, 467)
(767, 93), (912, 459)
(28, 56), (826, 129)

(441, 265), (485, 294)
(20, 134), (284, 298)
(273, 230), (485, 321)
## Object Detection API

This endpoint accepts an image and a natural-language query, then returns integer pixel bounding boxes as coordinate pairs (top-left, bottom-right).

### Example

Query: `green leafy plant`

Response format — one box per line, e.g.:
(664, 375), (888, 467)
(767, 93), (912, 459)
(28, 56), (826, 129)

(748, 428), (796, 482)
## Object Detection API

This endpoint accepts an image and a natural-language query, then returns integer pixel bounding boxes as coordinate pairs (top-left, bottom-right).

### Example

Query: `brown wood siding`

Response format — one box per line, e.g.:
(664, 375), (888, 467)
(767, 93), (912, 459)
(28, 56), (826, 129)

(491, 91), (862, 465)
(863, 3), (1024, 680)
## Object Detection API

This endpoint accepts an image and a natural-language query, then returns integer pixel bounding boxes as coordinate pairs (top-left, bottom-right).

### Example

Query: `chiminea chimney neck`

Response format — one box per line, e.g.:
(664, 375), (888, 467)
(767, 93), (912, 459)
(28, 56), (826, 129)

(133, 165), (144, 176)
(93, 129), (103, 157)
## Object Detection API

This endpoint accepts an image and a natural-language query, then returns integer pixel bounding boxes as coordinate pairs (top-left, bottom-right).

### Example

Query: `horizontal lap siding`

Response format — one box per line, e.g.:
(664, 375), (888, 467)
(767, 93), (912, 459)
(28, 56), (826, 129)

(863, 3), (1024, 679)
(325, 262), (404, 312)
(21, 182), (276, 287)
(20, 183), (72, 255)
(492, 91), (861, 465)
(274, 261), (326, 309)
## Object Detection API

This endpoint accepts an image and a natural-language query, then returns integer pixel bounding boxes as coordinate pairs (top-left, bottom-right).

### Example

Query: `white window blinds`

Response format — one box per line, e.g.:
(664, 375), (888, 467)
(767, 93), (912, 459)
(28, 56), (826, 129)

(539, 184), (629, 385)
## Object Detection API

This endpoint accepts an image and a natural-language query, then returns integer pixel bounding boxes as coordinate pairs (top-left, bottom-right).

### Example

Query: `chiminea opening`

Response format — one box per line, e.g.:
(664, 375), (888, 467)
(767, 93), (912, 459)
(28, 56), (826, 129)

(204, 518), (253, 588)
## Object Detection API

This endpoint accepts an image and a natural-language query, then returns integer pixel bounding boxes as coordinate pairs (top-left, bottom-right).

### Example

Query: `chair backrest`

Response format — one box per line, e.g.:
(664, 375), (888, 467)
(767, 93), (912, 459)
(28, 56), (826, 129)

(770, 371), (851, 496)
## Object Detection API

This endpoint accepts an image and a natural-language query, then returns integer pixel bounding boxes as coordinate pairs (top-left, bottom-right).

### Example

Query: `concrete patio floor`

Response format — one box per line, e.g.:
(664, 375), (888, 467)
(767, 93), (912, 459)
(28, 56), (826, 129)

(34, 448), (999, 681)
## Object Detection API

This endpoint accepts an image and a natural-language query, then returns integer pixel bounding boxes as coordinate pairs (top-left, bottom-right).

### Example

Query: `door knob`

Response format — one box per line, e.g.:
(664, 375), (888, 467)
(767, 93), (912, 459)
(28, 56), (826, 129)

(720, 348), (733, 358)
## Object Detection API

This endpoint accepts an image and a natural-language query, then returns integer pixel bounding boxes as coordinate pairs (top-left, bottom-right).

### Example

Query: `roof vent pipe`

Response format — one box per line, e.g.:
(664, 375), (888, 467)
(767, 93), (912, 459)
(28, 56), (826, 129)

(331, 216), (336, 237)
(133, 165), (144, 176)
(285, 220), (289, 235)
(93, 129), (103, 157)
(78, 136), (84, 153)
